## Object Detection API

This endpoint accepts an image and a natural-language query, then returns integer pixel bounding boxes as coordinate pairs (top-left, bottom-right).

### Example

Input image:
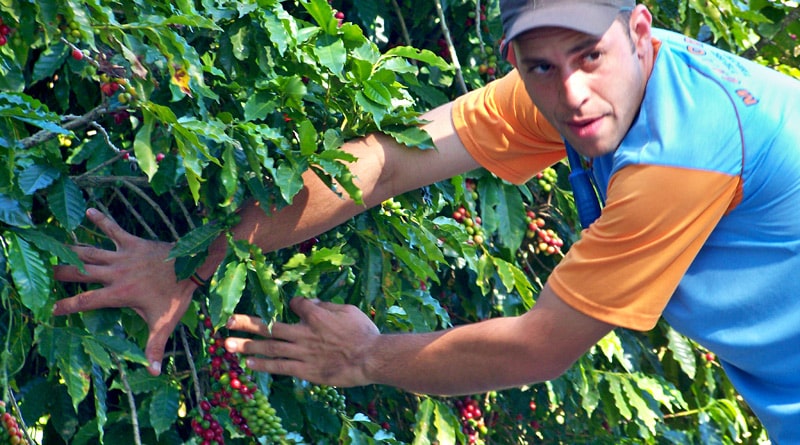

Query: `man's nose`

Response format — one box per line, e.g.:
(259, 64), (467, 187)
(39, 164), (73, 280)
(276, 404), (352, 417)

(560, 70), (591, 110)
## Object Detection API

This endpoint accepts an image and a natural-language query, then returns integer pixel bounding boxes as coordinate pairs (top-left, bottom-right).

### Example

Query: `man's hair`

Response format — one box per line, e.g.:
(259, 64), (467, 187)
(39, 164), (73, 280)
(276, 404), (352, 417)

(617, 9), (636, 51)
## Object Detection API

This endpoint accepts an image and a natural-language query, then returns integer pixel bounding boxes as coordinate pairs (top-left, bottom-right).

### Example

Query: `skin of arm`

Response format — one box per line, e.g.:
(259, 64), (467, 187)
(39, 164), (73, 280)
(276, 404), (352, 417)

(195, 101), (480, 279)
(52, 101), (481, 375)
(225, 284), (614, 395)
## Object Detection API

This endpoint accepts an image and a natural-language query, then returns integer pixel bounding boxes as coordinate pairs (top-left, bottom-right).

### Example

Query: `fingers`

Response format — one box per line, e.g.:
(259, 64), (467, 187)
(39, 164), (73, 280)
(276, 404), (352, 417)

(52, 287), (126, 316)
(225, 314), (272, 337)
(53, 262), (115, 284)
(226, 314), (308, 338)
(144, 328), (171, 376)
(84, 208), (135, 248)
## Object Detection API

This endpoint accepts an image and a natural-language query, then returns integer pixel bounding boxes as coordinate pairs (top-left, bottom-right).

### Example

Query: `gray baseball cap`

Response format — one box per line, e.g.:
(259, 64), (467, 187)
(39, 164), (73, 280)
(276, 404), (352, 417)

(500, 0), (635, 43)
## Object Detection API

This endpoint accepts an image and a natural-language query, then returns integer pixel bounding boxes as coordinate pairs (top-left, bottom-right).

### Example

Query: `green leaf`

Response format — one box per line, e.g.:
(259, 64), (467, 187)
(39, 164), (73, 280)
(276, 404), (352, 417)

(31, 41), (69, 85)
(433, 399), (458, 444)
(54, 329), (92, 410)
(169, 221), (225, 260)
(0, 92), (67, 134)
(298, 118), (318, 156)
(606, 375), (633, 420)
(244, 91), (278, 121)
(381, 46), (451, 71)
(149, 385), (180, 437)
(412, 397), (434, 445)
(0, 193), (33, 227)
(275, 162), (305, 204)
(478, 180), (526, 251)
(666, 326), (697, 380)
(91, 334), (148, 366)
(323, 128), (345, 151)
(47, 175), (87, 231)
(362, 79), (393, 106)
(384, 126), (435, 150)
(391, 243), (437, 281)
(315, 34), (347, 76)
(163, 14), (222, 30)
(7, 232), (52, 320)
(212, 261), (248, 323)
(110, 368), (164, 394)
(91, 365), (108, 444)
(621, 377), (660, 434)
(15, 227), (84, 272)
(221, 145), (238, 200)
(303, 0), (338, 34)
(133, 109), (157, 180)
(17, 163), (60, 195)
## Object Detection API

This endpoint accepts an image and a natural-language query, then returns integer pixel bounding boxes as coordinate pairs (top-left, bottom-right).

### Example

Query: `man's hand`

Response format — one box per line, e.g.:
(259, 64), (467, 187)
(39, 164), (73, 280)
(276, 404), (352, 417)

(53, 208), (198, 376)
(224, 297), (380, 387)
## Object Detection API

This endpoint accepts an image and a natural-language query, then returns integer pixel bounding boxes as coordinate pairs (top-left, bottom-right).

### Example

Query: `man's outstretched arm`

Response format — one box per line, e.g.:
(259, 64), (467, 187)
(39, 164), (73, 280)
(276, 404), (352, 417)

(52, 101), (481, 375)
(224, 284), (615, 395)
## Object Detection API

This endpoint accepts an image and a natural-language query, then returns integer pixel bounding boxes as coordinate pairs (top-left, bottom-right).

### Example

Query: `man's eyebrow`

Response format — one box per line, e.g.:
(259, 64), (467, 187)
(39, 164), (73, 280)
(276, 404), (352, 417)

(517, 36), (601, 66)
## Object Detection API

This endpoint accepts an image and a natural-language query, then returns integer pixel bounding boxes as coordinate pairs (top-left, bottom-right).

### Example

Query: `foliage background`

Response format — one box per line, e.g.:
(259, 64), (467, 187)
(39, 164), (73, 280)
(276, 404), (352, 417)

(1, 0), (798, 443)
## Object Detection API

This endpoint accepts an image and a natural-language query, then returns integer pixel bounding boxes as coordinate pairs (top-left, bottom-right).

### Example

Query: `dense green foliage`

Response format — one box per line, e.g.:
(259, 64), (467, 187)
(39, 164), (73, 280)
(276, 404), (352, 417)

(0, 0), (798, 443)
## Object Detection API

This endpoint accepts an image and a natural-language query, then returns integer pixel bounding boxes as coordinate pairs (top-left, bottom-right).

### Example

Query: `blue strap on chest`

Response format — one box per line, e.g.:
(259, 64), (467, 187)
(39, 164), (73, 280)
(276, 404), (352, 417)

(565, 142), (603, 229)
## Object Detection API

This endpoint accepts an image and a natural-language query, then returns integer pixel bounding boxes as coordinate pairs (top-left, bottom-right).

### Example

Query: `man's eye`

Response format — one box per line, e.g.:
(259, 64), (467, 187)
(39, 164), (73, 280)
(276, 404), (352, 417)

(529, 63), (552, 75)
(584, 51), (602, 63)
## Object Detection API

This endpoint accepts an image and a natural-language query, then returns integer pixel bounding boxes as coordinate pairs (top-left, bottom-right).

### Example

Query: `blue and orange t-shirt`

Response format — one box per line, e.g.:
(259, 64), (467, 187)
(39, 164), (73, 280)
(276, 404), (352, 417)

(452, 28), (800, 443)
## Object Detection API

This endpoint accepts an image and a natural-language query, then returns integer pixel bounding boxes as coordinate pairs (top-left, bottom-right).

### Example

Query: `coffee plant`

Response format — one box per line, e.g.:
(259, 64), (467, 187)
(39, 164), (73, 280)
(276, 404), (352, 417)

(1, 0), (797, 443)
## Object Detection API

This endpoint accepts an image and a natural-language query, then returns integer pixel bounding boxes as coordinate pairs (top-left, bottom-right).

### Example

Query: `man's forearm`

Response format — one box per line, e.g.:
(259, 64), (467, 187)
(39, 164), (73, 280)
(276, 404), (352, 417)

(195, 101), (478, 279)
(362, 286), (614, 396)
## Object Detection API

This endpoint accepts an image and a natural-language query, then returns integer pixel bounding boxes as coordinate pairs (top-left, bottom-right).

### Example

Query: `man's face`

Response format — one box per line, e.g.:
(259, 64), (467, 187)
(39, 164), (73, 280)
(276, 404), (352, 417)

(513, 10), (653, 158)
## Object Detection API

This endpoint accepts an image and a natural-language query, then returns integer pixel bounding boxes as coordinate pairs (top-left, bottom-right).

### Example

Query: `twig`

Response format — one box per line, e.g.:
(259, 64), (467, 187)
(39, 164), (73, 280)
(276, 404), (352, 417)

(111, 187), (159, 239)
(112, 355), (142, 445)
(475, 0), (486, 56)
(19, 105), (109, 149)
(170, 188), (197, 231)
(179, 326), (204, 407)
(118, 178), (181, 241)
(390, 0), (413, 47)
(73, 175), (150, 189)
(6, 391), (35, 445)
(434, 0), (468, 94)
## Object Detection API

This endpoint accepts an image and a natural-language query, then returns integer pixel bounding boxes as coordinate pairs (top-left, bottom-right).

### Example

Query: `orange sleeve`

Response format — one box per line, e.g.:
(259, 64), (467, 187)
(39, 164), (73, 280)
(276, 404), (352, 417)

(548, 164), (739, 331)
(451, 70), (567, 184)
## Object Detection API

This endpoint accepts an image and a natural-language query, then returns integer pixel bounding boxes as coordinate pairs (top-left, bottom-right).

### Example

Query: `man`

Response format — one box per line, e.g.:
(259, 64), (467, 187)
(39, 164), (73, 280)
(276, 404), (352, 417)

(54, 0), (800, 441)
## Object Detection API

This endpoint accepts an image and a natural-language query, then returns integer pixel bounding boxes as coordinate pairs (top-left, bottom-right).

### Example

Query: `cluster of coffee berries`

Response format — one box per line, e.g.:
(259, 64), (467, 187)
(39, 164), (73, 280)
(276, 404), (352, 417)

(190, 400), (225, 445)
(452, 206), (485, 246)
(0, 19), (12, 46)
(307, 384), (346, 415)
(378, 198), (405, 217)
(525, 210), (564, 256)
(535, 167), (558, 193)
(238, 391), (288, 440)
(527, 400), (541, 431)
(194, 315), (287, 443)
(99, 74), (136, 104)
(365, 401), (391, 430)
(455, 397), (487, 445)
(63, 20), (82, 43)
(463, 4), (488, 29)
(0, 405), (25, 445)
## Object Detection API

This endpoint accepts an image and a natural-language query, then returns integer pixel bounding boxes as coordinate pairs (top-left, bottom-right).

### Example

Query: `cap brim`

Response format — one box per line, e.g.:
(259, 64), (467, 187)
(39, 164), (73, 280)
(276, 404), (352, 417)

(504, 3), (622, 43)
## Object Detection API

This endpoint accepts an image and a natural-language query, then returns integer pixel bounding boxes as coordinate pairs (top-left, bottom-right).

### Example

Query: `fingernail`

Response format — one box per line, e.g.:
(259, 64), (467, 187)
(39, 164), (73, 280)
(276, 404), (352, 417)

(86, 208), (97, 216)
(245, 358), (254, 368)
(226, 339), (237, 350)
(226, 316), (235, 328)
(151, 361), (161, 374)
